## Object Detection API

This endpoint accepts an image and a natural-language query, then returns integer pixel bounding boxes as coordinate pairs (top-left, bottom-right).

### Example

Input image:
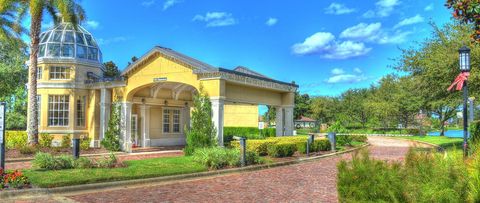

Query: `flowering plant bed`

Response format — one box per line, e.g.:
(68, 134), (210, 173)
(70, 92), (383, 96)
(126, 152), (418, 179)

(0, 168), (30, 190)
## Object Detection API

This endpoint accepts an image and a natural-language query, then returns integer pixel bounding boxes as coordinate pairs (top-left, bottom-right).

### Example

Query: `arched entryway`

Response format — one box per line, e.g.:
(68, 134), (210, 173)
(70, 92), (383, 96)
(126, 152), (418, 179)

(124, 82), (198, 150)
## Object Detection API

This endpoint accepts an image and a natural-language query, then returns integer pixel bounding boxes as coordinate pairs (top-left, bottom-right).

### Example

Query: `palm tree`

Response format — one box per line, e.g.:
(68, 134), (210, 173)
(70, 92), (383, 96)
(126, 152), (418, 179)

(17, 0), (85, 145)
(0, 0), (27, 43)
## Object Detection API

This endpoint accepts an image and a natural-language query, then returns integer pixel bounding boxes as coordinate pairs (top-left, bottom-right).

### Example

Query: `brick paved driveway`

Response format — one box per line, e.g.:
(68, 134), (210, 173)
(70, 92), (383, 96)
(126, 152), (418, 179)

(66, 137), (422, 203)
(8, 137), (425, 203)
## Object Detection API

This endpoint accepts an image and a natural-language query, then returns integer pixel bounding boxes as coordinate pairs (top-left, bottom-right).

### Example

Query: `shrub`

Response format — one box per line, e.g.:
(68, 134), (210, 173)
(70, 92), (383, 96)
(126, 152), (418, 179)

(311, 139), (331, 151)
(350, 135), (368, 143)
(74, 157), (94, 169)
(231, 139), (277, 156)
(327, 121), (348, 133)
(470, 120), (480, 145)
(80, 137), (91, 150)
(337, 134), (353, 146)
(61, 134), (71, 149)
(19, 145), (37, 155)
(96, 153), (118, 168)
(55, 155), (75, 169)
(193, 147), (240, 169)
(39, 133), (53, 148)
(405, 128), (421, 135)
(338, 150), (405, 202)
(184, 86), (216, 155)
(245, 151), (265, 165)
(102, 103), (121, 152)
(32, 152), (57, 170)
(267, 142), (296, 157)
(338, 149), (469, 202)
(5, 131), (27, 149)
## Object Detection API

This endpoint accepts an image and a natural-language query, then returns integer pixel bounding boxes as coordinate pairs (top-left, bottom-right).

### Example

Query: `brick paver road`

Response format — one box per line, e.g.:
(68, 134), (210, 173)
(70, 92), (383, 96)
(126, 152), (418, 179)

(66, 137), (423, 203)
(9, 137), (427, 203)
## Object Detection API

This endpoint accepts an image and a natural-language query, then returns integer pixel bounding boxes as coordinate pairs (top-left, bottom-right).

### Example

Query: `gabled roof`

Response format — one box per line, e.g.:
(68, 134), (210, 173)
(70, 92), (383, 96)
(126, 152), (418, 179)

(233, 66), (271, 79)
(121, 46), (298, 88)
(121, 46), (218, 76)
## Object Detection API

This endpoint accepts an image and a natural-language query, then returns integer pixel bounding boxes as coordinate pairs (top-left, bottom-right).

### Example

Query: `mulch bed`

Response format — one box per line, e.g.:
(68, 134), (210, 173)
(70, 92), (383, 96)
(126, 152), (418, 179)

(6, 147), (110, 160)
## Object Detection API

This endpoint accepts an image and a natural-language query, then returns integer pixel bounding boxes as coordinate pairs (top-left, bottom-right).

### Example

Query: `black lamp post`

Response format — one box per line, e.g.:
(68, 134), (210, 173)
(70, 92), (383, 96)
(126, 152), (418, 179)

(459, 45), (471, 157)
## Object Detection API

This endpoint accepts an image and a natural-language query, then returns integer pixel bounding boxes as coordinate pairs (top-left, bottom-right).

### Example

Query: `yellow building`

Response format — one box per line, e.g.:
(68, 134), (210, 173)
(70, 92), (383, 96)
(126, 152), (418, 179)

(30, 23), (297, 151)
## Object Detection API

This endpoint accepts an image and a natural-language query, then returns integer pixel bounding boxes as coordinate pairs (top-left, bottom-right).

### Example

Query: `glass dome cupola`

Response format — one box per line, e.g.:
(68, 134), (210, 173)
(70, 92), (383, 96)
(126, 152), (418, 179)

(38, 23), (102, 63)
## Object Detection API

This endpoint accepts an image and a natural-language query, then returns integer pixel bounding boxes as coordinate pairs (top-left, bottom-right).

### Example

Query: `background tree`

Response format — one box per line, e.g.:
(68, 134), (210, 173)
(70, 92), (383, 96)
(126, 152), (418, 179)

(263, 105), (276, 126)
(101, 103), (121, 151)
(446, 0), (480, 43)
(103, 61), (120, 78)
(0, 0), (27, 43)
(339, 88), (372, 128)
(310, 96), (339, 124)
(184, 87), (216, 155)
(294, 91), (311, 119)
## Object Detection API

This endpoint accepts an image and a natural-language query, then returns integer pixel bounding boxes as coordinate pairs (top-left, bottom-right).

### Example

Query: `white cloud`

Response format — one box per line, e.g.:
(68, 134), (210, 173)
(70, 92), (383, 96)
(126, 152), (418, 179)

(326, 68), (367, 84)
(97, 36), (127, 45)
(394, 14), (424, 29)
(425, 3), (434, 11)
(163, 0), (181, 10)
(377, 30), (412, 44)
(340, 23), (382, 40)
(141, 0), (155, 7)
(363, 0), (400, 18)
(85, 20), (99, 29)
(325, 3), (355, 15)
(193, 12), (237, 27)
(331, 68), (345, 75)
(265, 18), (278, 26)
(292, 32), (371, 59)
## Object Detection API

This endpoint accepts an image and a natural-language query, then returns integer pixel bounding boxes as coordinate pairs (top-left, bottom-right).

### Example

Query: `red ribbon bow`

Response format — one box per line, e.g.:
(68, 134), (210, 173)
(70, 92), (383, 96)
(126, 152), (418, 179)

(447, 72), (470, 91)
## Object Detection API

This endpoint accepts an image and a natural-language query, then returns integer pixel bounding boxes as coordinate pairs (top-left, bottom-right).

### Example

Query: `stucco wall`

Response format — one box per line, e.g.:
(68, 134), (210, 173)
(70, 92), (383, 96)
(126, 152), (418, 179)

(224, 103), (259, 127)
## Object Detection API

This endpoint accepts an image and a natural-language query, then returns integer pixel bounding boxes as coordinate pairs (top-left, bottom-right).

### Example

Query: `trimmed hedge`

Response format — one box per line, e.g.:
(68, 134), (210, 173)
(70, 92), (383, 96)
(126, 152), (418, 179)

(267, 142), (296, 157)
(231, 135), (331, 157)
(223, 127), (276, 144)
(5, 131), (27, 149)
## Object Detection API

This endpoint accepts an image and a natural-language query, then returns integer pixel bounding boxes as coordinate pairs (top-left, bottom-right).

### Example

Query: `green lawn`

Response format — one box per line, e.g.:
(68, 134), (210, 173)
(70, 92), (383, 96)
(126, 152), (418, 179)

(396, 136), (463, 151)
(23, 156), (207, 188)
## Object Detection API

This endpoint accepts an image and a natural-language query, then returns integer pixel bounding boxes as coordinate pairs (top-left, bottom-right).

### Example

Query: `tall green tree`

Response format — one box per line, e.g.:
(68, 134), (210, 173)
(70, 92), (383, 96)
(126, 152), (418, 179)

(184, 87), (216, 155)
(12, 0), (86, 145)
(340, 88), (372, 128)
(310, 96), (339, 124)
(395, 22), (473, 135)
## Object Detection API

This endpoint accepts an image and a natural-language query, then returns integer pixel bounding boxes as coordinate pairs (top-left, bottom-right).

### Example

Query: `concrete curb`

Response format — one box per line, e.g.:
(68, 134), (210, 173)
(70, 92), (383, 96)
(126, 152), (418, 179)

(6, 150), (183, 163)
(0, 144), (369, 199)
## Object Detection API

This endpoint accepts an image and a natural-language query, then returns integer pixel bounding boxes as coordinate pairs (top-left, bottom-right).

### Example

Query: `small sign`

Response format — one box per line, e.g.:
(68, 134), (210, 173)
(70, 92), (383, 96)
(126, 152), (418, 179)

(153, 77), (167, 82)
(0, 104), (4, 144)
(258, 122), (265, 130)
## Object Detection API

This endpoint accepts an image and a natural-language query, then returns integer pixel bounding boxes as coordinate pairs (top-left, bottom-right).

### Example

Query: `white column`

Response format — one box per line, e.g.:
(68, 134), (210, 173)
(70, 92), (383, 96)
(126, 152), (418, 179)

(99, 88), (112, 147)
(275, 107), (284, 136)
(120, 102), (132, 152)
(140, 105), (151, 147)
(283, 106), (294, 136)
(211, 99), (225, 146)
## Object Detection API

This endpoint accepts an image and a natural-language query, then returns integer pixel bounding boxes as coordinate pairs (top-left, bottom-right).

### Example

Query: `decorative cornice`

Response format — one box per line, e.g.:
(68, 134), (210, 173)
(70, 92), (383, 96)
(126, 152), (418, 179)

(198, 71), (297, 92)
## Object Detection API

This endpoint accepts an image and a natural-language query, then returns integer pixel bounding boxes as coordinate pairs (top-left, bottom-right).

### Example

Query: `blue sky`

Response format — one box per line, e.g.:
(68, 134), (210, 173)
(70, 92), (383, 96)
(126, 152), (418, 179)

(41, 0), (450, 96)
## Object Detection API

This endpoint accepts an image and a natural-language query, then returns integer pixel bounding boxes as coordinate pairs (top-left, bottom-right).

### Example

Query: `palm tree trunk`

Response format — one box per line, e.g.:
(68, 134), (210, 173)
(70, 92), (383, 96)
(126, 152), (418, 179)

(27, 11), (42, 145)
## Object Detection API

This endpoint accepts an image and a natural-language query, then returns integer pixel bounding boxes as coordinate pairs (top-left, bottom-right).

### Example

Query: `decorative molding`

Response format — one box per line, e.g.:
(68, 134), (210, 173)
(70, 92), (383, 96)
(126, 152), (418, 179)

(198, 71), (297, 92)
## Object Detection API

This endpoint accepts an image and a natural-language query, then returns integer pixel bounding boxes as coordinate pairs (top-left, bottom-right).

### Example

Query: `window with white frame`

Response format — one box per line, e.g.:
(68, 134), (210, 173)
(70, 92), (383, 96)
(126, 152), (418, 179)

(163, 108), (182, 133)
(37, 67), (42, 80)
(76, 96), (86, 127)
(163, 109), (170, 133)
(49, 66), (70, 80)
(48, 95), (69, 126)
(173, 109), (181, 133)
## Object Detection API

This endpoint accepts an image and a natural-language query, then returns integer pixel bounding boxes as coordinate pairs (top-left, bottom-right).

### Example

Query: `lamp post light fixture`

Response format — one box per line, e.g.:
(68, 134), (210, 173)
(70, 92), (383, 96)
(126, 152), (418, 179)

(459, 45), (471, 157)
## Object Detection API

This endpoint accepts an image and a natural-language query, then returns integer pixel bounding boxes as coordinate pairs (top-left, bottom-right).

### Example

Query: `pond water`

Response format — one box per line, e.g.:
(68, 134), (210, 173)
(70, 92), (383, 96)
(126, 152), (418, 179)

(427, 129), (468, 138)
